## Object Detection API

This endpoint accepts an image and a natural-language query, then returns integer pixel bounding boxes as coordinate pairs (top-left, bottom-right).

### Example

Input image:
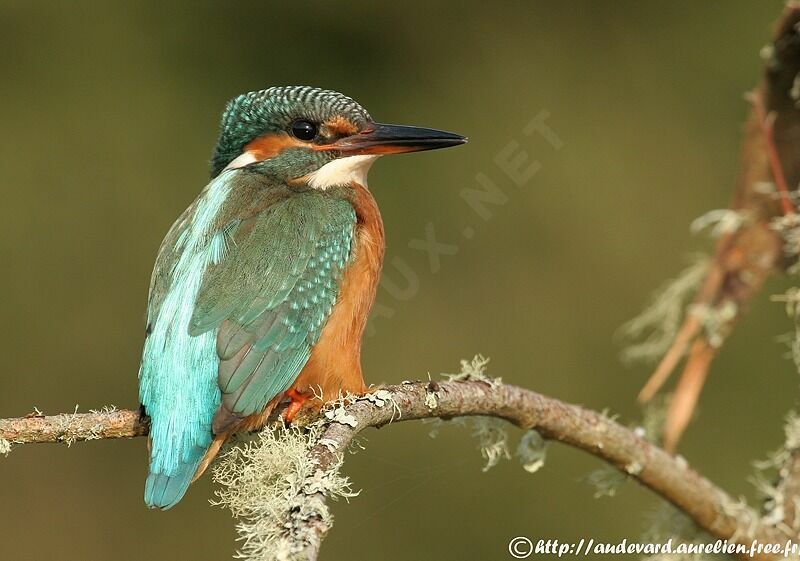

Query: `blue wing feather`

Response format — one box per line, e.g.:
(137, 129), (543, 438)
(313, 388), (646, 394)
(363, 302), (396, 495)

(139, 172), (233, 509)
(139, 174), (356, 508)
(207, 203), (355, 421)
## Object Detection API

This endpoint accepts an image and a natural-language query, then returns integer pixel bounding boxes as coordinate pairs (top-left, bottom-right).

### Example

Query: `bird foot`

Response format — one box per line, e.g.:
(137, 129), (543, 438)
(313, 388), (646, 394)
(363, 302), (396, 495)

(283, 388), (309, 424)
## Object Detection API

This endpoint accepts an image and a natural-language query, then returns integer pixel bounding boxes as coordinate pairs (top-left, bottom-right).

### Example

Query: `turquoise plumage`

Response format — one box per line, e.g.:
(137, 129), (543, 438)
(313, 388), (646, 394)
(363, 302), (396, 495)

(139, 167), (356, 509)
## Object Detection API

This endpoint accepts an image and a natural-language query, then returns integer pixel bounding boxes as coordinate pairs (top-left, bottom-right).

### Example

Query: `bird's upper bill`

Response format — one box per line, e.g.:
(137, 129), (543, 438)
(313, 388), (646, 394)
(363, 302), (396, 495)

(330, 123), (467, 155)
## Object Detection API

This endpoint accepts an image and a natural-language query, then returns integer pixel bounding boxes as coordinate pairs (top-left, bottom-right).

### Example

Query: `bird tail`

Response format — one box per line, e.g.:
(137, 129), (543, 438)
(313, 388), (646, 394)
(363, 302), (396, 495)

(144, 397), (284, 509)
(144, 444), (207, 510)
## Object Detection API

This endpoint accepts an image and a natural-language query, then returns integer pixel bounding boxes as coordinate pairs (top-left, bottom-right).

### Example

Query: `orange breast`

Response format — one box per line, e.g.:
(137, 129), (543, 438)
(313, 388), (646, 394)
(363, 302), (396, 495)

(290, 182), (385, 401)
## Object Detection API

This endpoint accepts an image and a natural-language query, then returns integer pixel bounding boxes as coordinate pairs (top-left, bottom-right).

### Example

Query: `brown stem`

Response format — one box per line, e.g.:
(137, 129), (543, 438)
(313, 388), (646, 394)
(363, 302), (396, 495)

(0, 408), (148, 443)
(1, 381), (790, 561)
(748, 90), (796, 216)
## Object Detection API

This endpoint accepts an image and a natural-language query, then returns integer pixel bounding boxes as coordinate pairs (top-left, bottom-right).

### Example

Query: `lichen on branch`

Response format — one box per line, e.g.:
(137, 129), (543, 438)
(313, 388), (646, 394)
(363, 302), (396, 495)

(0, 358), (792, 561)
(212, 425), (358, 561)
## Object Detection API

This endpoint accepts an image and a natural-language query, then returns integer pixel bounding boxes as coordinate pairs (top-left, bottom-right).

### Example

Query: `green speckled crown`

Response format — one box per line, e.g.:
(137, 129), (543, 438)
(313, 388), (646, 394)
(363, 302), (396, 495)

(210, 86), (372, 177)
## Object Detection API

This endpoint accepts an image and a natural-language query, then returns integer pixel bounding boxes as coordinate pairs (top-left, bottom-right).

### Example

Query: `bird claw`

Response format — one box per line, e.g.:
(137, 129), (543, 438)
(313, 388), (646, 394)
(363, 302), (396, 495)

(283, 388), (309, 424)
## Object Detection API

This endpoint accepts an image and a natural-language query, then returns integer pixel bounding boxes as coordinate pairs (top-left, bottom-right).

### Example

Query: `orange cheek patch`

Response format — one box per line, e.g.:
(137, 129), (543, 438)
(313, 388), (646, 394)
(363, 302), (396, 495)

(324, 115), (360, 137)
(243, 134), (309, 160)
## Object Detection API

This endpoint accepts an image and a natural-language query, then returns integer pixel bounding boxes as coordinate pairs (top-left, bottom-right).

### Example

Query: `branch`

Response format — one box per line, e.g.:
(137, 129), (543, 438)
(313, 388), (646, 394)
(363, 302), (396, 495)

(634, 1), (800, 451)
(0, 380), (790, 560)
(0, 407), (148, 444)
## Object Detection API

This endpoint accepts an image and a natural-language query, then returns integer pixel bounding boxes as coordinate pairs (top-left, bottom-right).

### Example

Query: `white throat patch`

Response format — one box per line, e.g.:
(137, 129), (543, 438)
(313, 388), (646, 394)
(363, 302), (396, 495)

(223, 151), (259, 172)
(305, 155), (380, 189)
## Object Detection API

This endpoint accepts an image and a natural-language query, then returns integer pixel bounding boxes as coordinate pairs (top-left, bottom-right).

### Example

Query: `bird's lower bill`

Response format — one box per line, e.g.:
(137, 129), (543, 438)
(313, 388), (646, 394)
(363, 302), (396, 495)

(333, 122), (467, 155)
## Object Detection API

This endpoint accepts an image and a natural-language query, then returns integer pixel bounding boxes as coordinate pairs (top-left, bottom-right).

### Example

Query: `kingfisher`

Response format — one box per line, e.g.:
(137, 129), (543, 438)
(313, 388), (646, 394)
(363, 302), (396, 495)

(138, 86), (466, 509)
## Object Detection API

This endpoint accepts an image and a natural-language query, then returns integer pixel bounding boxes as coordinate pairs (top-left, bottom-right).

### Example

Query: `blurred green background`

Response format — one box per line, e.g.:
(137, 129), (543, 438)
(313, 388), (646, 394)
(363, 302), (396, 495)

(1, 1), (797, 559)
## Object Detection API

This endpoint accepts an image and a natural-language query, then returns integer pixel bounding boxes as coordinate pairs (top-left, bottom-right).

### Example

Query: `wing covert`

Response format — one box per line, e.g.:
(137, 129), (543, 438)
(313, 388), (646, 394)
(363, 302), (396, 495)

(189, 191), (356, 423)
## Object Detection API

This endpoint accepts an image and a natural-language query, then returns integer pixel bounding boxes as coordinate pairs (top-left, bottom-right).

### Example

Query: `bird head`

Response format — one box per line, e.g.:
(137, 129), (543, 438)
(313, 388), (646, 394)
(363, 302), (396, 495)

(210, 86), (466, 187)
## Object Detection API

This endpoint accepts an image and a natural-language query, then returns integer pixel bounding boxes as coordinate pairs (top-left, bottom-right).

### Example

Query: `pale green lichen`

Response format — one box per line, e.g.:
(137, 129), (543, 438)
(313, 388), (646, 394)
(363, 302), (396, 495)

(433, 358), (551, 474)
(690, 208), (751, 238)
(751, 471), (787, 529)
(321, 388), (400, 426)
(516, 430), (547, 473)
(619, 257), (709, 364)
(583, 465), (628, 499)
(640, 502), (720, 561)
(53, 405), (105, 447)
(361, 389), (394, 408)
(760, 43), (776, 63)
(424, 386), (439, 410)
(0, 437), (10, 456)
(472, 417), (511, 472)
(621, 213), (742, 366)
(753, 412), (800, 474)
(772, 213), (800, 260)
(438, 418), (547, 474)
(318, 438), (339, 453)
(773, 288), (800, 370)
(750, 411), (800, 534)
(212, 425), (358, 561)
(210, 386), (407, 561)
(691, 300), (738, 349)
(88, 405), (118, 414)
(443, 354), (501, 387)
(432, 357), (513, 471)
(425, 417), (454, 439)
(719, 496), (759, 544)
(359, 389), (400, 421)
(785, 411), (800, 451)
(323, 405), (358, 428)
(624, 461), (642, 475)
(637, 394), (668, 445)
(584, 404), (664, 498)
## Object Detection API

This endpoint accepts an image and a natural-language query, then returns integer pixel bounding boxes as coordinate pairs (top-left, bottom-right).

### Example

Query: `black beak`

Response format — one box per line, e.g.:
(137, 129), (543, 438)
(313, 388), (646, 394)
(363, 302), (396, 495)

(334, 122), (467, 155)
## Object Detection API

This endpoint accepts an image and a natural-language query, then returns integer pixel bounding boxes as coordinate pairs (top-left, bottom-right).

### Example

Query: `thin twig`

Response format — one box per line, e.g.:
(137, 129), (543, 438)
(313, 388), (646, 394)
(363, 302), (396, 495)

(747, 89), (796, 216)
(0, 408), (148, 443)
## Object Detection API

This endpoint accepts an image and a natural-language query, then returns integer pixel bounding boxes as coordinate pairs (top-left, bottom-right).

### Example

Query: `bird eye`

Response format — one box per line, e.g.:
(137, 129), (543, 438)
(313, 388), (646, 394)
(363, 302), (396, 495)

(291, 120), (318, 141)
